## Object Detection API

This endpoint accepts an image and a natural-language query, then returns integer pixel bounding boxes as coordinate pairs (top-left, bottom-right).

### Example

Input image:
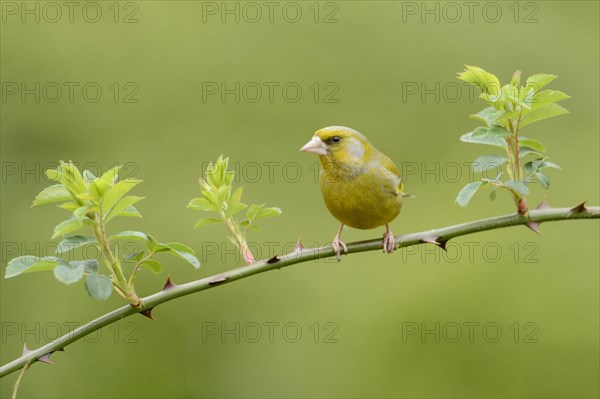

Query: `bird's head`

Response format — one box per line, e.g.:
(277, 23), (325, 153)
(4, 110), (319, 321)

(300, 126), (372, 166)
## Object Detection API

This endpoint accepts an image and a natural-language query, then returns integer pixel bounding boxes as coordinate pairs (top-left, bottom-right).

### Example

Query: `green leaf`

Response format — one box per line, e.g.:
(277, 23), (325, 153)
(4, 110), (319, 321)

(255, 207), (283, 220)
(536, 172), (550, 189)
(111, 230), (154, 253)
(472, 155), (507, 173)
(521, 103), (569, 127)
(218, 156), (231, 185)
(32, 184), (72, 206)
(45, 168), (61, 182)
(524, 159), (561, 187)
(124, 251), (145, 262)
(53, 263), (85, 285)
(201, 187), (220, 209)
(216, 185), (231, 207)
(246, 204), (264, 223)
(483, 84), (523, 108)
(141, 259), (163, 274)
(85, 273), (112, 301)
(225, 202), (247, 219)
(206, 163), (220, 188)
(520, 87), (536, 108)
(519, 147), (545, 158)
(70, 259), (99, 274)
(455, 182), (484, 207)
(5, 256), (62, 278)
(505, 180), (530, 196)
(224, 171), (234, 186)
(194, 217), (223, 229)
(496, 110), (520, 123)
(458, 65), (501, 97)
(99, 165), (122, 185)
(519, 137), (547, 154)
(531, 90), (570, 110)
(525, 74), (557, 92)
(104, 195), (144, 222)
(524, 158), (548, 174)
(146, 234), (160, 252)
(73, 205), (97, 222)
(114, 205), (142, 218)
(88, 178), (110, 200)
(56, 236), (97, 254)
(510, 70), (521, 87)
(540, 160), (561, 170)
(101, 179), (142, 218)
(188, 197), (219, 212)
(52, 217), (84, 239)
(74, 192), (95, 202)
(470, 107), (505, 127)
(460, 131), (506, 148)
(163, 242), (200, 269)
(83, 170), (98, 183)
(109, 230), (150, 242)
(58, 162), (86, 197)
(58, 202), (79, 211)
(229, 187), (243, 206)
(244, 204), (282, 223)
(472, 125), (512, 138)
(523, 161), (537, 177)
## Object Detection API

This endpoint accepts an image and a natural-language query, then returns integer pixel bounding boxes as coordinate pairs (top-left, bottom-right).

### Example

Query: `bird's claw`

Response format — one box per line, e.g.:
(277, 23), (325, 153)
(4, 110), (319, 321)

(332, 238), (348, 261)
(383, 229), (395, 254)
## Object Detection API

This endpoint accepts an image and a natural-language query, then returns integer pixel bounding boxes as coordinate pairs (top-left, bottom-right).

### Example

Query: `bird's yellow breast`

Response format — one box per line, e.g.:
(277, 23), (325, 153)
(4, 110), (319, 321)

(319, 157), (402, 229)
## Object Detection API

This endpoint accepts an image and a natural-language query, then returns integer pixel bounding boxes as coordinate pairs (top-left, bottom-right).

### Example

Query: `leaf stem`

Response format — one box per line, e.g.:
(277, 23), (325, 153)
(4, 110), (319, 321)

(514, 109), (523, 181)
(512, 109), (528, 214)
(10, 360), (29, 399)
(220, 211), (255, 264)
(504, 103), (516, 181)
(128, 253), (154, 290)
(92, 212), (139, 306)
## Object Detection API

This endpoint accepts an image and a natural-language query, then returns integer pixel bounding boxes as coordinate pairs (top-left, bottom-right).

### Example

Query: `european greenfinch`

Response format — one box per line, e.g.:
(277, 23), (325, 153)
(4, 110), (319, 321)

(300, 126), (404, 260)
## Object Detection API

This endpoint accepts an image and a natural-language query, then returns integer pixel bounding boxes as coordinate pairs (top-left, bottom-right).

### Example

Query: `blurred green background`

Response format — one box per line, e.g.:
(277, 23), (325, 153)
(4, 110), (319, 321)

(1, 1), (598, 398)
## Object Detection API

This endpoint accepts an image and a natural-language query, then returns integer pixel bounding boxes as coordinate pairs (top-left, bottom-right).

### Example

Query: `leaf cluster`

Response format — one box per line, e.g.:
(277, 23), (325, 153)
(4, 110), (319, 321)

(456, 66), (568, 208)
(188, 156), (282, 264)
(6, 161), (200, 302)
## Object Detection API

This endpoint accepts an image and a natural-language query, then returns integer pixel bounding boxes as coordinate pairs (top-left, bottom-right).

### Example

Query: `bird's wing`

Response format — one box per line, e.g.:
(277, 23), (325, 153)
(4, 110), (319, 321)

(380, 154), (404, 194)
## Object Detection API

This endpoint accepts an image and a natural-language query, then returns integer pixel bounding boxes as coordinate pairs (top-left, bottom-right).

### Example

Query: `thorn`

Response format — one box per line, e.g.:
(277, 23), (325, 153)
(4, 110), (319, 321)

(570, 201), (588, 214)
(162, 275), (177, 291)
(267, 255), (280, 264)
(526, 222), (542, 235)
(439, 241), (448, 251)
(22, 343), (31, 356)
(208, 276), (229, 286)
(294, 236), (304, 252)
(37, 352), (54, 365)
(420, 235), (447, 251)
(535, 197), (550, 210)
(420, 236), (438, 245)
(140, 308), (155, 320)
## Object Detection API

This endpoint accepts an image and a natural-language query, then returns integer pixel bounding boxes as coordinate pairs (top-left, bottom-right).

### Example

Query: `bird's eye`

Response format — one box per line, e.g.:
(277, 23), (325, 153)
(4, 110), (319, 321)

(332, 136), (341, 143)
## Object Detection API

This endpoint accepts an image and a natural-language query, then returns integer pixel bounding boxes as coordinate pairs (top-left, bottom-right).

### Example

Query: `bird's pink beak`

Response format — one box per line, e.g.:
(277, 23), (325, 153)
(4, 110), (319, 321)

(300, 136), (328, 155)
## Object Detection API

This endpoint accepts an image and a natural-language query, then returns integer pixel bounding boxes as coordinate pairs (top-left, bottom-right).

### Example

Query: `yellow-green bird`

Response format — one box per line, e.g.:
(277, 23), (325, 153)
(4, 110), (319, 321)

(300, 126), (404, 260)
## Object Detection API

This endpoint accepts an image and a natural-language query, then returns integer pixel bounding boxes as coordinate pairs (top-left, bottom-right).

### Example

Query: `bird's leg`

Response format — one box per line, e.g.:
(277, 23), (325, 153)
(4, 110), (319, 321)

(332, 224), (348, 261)
(383, 224), (395, 254)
